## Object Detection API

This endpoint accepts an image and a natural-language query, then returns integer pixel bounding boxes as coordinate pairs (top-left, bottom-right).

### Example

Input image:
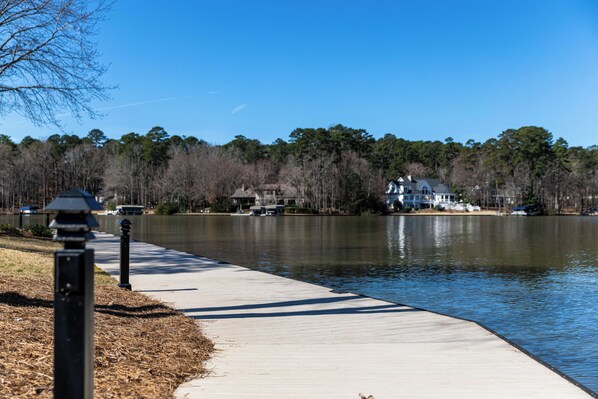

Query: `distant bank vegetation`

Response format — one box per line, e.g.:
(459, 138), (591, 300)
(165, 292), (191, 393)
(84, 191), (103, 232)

(0, 125), (596, 214)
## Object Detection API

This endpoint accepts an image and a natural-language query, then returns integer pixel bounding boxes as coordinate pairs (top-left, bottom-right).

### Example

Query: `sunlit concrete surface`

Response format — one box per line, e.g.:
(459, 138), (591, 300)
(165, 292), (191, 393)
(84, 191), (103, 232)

(89, 232), (594, 399)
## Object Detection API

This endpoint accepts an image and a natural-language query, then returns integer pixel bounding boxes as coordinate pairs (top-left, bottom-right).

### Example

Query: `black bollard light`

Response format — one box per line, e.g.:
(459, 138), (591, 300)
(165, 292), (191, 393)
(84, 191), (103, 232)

(119, 219), (132, 290)
(45, 189), (103, 399)
(18, 211), (23, 228)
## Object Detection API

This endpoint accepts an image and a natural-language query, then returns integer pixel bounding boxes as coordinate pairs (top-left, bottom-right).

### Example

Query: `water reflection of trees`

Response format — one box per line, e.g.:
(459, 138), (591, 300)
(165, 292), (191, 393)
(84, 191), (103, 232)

(4, 214), (597, 282)
(385, 216), (595, 275)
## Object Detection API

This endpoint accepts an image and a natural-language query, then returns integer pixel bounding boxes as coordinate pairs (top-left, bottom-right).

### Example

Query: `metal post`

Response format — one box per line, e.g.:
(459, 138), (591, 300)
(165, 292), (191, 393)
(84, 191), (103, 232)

(119, 219), (132, 290)
(18, 211), (22, 228)
(45, 189), (103, 399)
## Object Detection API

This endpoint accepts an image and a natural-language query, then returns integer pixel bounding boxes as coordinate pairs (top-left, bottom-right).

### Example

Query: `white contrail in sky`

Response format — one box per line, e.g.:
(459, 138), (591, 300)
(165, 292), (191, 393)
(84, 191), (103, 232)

(231, 103), (246, 114)
(95, 97), (177, 112)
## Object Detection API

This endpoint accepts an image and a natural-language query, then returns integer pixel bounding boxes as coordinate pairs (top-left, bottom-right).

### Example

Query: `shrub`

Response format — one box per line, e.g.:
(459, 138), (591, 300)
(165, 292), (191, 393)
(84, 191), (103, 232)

(284, 206), (318, 214)
(0, 224), (21, 235)
(209, 200), (236, 213)
(392, 199), (403, 211)
(25, 224), (53, 238)
(155, 202), (180, 215)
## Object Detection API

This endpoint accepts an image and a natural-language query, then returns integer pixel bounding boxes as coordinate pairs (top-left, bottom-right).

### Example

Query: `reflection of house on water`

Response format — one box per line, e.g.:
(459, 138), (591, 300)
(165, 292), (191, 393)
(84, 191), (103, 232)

(387, 216), (407, 259)
(386, 217), (466, 262)
(431, 217), (453, 248)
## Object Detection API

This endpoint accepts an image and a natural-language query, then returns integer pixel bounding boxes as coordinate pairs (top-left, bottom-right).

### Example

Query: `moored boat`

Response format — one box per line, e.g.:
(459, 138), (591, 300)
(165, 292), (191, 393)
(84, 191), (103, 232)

(249, 204), (285, 216)
(511, 205), (539, 216)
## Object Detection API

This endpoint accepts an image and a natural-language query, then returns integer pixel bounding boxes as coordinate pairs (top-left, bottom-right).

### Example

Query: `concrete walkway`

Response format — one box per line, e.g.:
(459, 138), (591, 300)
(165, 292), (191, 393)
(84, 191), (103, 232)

(89, 233), (593, 399)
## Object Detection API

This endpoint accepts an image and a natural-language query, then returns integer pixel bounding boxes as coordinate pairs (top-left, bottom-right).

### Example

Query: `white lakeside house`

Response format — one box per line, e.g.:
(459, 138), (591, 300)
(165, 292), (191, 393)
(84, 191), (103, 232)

(385, 176), (456, 210)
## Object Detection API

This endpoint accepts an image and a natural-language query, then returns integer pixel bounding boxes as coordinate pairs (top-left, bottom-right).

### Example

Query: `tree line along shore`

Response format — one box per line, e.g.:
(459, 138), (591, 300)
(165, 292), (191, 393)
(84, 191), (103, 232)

(1, 124), (596, 215)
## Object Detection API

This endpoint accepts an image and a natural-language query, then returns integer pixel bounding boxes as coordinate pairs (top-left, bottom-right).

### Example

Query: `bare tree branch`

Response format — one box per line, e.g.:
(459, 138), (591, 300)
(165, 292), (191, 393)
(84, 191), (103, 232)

(0, 0), (113, 127)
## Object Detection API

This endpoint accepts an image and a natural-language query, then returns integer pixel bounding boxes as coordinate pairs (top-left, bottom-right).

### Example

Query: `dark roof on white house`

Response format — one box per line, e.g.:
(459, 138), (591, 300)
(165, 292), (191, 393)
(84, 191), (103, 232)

(396, 176), (454, 195)
(418, 178), (453, 194)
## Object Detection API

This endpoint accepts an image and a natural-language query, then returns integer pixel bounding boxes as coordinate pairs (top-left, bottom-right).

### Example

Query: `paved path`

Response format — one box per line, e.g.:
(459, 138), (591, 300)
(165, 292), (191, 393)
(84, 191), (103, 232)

(89, 233), (594, 399)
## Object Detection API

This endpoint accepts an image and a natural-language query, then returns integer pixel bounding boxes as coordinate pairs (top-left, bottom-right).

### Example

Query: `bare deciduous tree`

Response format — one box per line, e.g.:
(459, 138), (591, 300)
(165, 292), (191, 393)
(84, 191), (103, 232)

(242, 158), (277, 188)
(404, 162), (429, 178)
(63, 143), (105, 193)
(0, 0), (112, 126)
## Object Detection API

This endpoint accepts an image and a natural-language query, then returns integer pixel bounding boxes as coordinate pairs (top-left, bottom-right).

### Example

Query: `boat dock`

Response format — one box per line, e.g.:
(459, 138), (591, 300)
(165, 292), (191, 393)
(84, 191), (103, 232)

(89, 232), (594, 399)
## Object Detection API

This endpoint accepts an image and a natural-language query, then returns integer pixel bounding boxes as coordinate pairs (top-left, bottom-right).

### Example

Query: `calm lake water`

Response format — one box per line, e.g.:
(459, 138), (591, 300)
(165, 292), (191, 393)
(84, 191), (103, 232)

(4, 214), (597, 392)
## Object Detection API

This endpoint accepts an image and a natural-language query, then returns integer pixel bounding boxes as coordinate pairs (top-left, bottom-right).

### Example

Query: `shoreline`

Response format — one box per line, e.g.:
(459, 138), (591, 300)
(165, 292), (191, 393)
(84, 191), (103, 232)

(168, 210), (498, 217)
(391, 210), (497, 216)
(135, 210), (500, 217)
(3, 210), (588, 217)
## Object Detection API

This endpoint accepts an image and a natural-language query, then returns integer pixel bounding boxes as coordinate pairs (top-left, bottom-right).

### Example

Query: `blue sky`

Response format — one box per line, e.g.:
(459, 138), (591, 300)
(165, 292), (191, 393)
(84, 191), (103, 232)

(2, 0), (598, 146)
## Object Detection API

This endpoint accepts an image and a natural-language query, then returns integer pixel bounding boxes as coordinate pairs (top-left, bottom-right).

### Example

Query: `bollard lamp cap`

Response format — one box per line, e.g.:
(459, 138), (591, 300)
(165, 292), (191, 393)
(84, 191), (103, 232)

(119, 219), (133, 227)
(45, 189), (104, 212)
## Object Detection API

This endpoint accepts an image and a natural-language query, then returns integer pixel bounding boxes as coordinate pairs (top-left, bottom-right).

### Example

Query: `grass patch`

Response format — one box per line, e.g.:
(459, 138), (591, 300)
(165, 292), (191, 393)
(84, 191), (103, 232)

(0, 233), (213, 398)
(0, 234), (58, 255)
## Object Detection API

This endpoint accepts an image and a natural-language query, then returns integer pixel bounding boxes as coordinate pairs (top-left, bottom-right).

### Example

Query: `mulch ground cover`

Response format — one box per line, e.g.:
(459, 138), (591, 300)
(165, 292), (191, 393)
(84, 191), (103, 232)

(0, 233), (213, 398)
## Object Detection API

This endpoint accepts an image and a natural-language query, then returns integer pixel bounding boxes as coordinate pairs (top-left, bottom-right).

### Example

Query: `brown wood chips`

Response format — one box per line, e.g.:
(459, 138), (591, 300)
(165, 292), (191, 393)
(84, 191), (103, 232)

(0, 235), (213, 398)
